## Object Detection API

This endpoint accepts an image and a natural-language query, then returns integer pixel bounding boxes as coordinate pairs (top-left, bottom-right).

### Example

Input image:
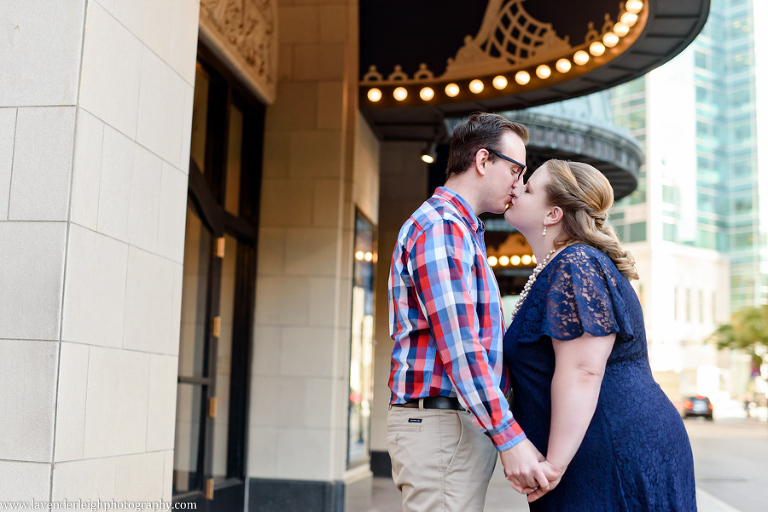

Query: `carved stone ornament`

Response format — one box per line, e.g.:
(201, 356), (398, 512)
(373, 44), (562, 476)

(199, 0), (277, 104)
(362, 0), (613, 85)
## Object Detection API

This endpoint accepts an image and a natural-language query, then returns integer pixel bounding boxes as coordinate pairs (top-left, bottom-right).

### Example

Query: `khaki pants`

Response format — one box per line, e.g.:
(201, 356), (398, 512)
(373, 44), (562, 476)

(387, 405), (498, 512)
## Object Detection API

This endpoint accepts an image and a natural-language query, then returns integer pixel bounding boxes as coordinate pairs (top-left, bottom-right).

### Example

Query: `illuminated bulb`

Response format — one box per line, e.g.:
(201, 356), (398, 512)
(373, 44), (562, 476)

(511, 255), (521, 266)
(367, 88), (382, 102)
(536, 65), (551, 79)
(445, 83), (460, 97)
(532, 255), (538, 264)
(469, 79), (484, 94)
(421, 154), (434, 164)
(515, 70), (531, 85)
(555, 58), (572, 73)
(492, 75), (508, 90)
(621, 12), (638, 27)
(603, 32), (619, 48)
(589, 41), (606, 57)
(522, 254), (533, 265)
(393, 87), (408, 101)
(364, 252), (373, 262)
(573, 50), (590, 65)
(625, 0), (643, 14)
(355, 251), (365, 261)
(614, 22), (630, 37)
(499, 256), (510, 266)
(419, 87), (434, 101)
(488, 256), (498, 267)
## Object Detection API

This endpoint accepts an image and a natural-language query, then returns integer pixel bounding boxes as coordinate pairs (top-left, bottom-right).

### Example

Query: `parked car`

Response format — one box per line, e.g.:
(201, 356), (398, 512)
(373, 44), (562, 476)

(682, 395), (713, 420)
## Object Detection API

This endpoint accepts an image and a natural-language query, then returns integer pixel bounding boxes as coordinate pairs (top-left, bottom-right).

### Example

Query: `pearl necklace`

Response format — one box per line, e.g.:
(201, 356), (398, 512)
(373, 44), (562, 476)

(509, 249), (557, 323)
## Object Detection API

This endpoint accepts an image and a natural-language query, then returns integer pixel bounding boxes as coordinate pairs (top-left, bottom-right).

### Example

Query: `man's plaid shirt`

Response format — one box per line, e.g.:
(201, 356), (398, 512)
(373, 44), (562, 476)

(388, 187), (525, 450)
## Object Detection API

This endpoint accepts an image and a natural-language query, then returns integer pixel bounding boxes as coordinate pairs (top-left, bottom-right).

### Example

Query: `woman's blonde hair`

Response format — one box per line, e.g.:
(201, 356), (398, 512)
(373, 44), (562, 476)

(544, 159), (639, 280)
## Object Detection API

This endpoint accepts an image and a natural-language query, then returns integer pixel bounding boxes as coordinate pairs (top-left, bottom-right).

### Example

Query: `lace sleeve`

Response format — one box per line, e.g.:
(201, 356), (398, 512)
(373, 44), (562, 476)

(542, 249), (620, 342)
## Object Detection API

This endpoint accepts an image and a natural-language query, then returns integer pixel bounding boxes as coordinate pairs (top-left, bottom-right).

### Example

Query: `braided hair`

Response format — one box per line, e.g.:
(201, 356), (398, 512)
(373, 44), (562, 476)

(544, 159), (639, 280)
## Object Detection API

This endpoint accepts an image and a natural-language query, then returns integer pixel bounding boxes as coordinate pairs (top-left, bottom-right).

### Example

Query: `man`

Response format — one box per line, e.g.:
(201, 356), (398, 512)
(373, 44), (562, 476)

(387, 112), (550, 512)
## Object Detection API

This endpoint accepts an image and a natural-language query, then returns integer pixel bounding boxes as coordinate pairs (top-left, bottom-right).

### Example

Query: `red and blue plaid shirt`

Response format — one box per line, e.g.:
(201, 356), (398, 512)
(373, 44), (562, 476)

(388, 187), (525, 450)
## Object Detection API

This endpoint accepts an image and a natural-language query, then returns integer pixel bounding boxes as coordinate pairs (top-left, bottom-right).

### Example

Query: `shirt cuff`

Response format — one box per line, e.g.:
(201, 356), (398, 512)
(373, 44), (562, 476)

(488, 419), (527, 452)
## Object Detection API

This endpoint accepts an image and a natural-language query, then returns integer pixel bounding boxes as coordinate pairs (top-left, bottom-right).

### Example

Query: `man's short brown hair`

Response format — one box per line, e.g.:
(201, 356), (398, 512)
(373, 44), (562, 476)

(445, 113), (529, 179)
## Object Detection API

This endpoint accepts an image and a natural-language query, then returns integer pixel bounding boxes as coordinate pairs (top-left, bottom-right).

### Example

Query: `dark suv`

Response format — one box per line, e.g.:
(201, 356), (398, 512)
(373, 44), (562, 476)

(682, 395), (713, 420)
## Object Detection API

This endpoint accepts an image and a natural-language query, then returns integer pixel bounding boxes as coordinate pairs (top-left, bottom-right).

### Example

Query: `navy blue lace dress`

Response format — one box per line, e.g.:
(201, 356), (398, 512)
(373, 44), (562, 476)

(504, 244), (696, 511)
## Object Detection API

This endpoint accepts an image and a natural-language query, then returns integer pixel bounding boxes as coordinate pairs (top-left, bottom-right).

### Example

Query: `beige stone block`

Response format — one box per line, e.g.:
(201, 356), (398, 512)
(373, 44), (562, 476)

(279, 326), (335, 377)
(247, 426), (280, 478)
(83, 347), (150, 458)
(62, 224), (128, 348)
(114, 452), (165, 500)
(169, 262), (183, 357)
(262, 131), (291, 179)
(114, 0), (174, 64)
(0, 340), (58, 462)
(70, 108), (104, 230)
(251, 325), (282, 375)
(288, 130), (343, 179)
(277, 427), (331, 479)
(0, 0), (85, 106)
(265, 82), (318, 132)
(0, 461), (50, 500)
(51, 458), (116, 500)
(259, 179), (313, 227)
(9, 107), (76, 221)
(128, 146), (162, 252)
(313, 179), (342, 227)
(284, 227), (340, 277)
(0, 108), (16, 220)
(304, 377), (333, 428)
(80, 2), (142, 138)
(317, 81), (344, 130)
(54, 342), (90, 462)
(137, 48), (187, 166)
(309, 277), (338, 327)
(124, 247), (175, 354)
(146, 355), (178, 451)
(256, 228), (286, 275)
(156, 162), (189, 263)
(0, 222), (66, 340)
(178, 83), (194, 173)
(254, 277), (310, 325)
(249, 376), (303, 427)
(320, 5), (347, 43)
(278, 43), (293, 81)
(293, 43), (346, 81)
(169, 0), (201, 85)
(279, 6), (319, 44)
(97, 125), (135, 241)
(162, 450), (174, 501)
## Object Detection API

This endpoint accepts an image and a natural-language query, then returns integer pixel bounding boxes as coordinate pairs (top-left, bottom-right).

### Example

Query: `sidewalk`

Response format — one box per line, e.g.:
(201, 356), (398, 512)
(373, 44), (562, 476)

(369, 463), (744, 512)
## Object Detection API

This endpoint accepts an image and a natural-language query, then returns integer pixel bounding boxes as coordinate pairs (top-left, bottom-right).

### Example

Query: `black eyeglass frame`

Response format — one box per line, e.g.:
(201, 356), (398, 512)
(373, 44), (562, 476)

(488, 149), (528, 182)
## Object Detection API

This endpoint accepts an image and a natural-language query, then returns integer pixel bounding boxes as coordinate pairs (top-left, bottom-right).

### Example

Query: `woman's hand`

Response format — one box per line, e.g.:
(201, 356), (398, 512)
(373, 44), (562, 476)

(526, 460), (567, 502)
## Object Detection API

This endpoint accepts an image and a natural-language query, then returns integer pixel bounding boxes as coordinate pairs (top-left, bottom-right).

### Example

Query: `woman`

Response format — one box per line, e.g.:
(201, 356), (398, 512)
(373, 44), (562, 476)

(503, 159), (696, 511)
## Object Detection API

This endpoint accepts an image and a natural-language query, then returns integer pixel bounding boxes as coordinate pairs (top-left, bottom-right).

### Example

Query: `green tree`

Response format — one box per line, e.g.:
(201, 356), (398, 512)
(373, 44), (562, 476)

(709, 305), (768, 368)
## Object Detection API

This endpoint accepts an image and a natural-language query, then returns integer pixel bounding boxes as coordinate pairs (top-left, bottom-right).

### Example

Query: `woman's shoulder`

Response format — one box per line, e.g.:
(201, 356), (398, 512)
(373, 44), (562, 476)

(552, 243), (610, 268)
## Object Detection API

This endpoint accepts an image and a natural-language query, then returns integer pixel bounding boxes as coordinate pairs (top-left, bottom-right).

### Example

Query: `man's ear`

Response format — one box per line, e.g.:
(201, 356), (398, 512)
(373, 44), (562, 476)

(474, 148), (490, 176)
(545, 205), (563, 226)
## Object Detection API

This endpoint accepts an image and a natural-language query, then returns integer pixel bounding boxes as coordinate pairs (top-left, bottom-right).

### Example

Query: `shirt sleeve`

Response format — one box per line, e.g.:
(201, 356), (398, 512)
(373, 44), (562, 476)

(408, 220), (526, 450)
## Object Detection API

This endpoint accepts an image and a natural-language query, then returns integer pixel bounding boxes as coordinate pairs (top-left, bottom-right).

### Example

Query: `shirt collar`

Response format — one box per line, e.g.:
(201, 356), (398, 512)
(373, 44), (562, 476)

(434, 187), (484, 234)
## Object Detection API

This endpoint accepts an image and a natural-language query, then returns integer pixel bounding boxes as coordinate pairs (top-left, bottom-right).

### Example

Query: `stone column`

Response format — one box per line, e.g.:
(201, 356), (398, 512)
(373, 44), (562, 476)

(247, 1), (380, 511)
(0, 0), (198, 501)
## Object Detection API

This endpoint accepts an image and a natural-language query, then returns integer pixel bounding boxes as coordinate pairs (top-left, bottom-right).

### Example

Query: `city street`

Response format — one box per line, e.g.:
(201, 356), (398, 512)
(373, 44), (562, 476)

(370, 416), (768, 512)
(686, 416), (768, 512)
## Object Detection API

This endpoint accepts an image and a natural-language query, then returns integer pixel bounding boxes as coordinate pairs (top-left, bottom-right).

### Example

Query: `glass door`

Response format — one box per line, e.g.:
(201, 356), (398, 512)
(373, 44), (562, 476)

(173, 45), (264, 511)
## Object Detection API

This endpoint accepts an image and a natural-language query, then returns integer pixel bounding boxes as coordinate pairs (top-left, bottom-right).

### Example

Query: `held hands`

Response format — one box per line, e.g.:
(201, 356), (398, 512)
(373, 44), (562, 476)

(526, 459), (566, 502)
(499, 439), (550, 495)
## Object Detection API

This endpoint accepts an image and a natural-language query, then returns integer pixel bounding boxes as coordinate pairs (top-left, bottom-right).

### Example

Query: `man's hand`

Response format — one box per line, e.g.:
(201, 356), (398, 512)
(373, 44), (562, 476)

(499, 439), (550, 494)
(527, 460), (566, 502)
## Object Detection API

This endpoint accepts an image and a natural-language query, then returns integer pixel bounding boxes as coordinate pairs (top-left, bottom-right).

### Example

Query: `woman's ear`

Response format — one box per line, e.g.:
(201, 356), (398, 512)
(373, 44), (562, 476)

(544, 206), (563, 226)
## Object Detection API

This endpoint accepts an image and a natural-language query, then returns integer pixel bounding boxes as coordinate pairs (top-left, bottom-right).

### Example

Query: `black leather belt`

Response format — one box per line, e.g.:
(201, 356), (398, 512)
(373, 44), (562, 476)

(394, 396), (465, 411)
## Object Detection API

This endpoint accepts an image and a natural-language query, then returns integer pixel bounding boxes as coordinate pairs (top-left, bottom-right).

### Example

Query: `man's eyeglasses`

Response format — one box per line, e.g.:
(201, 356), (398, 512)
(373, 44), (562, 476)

(488, 150), (527, 182)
